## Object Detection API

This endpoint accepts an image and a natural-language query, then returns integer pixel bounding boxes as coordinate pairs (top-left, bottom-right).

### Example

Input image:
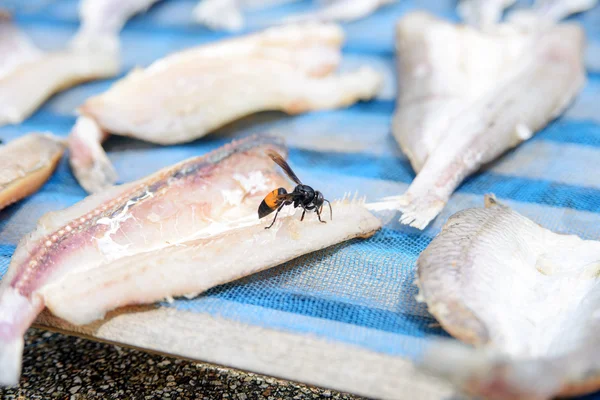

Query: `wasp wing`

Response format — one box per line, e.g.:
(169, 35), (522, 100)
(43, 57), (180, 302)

(266, 150), (302, 185)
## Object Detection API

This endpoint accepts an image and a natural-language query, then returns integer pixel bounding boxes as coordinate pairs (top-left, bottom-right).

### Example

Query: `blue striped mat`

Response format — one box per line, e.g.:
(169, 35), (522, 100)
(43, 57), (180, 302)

(1, 0), (600, 397)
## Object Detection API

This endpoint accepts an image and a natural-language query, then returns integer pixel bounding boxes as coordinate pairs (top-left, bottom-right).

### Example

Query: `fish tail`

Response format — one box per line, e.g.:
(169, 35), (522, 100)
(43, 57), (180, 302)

(0, 287), (43, 387)
(0, 335), (23, 387)
(365, 193), (445, 230)
(67, 116), (118, 194)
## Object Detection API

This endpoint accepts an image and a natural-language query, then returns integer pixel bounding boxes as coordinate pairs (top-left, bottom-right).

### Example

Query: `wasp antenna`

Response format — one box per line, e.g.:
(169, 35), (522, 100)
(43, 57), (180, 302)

(324, 199), (333, 220)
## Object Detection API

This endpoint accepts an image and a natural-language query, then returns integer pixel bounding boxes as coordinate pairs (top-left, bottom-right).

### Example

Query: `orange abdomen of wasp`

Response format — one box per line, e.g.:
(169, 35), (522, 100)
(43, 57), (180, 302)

(258, 188), (287, 219)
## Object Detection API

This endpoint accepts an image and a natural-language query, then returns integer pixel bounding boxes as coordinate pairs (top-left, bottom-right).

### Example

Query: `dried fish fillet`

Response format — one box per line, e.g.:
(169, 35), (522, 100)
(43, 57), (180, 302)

(457, 0), (515, 28)
(0, 13), (42, 79)
(280, 0), (397, 24)
(68, 23), (383, 193)
(193, 0), (305, 31)
(415, 195), (600, 399)
(0, 48), (119, 126)
(367, 11), (586, 229)
(0, 133), (65, 211)
(71, 0), (160, 51)
(513, 0), (599, 24)
(193, 0), (390, 31)
(0, 135), (381, 386)
(457, 0), (597, 28)
(0, 0), (157, 126)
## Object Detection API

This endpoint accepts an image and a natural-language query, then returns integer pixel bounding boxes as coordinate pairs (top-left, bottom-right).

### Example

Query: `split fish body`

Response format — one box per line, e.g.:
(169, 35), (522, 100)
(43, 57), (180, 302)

(68, 22), (383, 194)
(0, 135), (381, 386)
(417, 195), (600, 399)
(368, 11), (586, 229)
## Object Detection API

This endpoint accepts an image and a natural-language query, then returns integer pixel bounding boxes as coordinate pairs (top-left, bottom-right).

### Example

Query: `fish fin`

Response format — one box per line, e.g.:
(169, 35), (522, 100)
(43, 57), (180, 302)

(193, 0), (244, 31)
(68, 116), (117, 194)
(0, 336), (23, 387)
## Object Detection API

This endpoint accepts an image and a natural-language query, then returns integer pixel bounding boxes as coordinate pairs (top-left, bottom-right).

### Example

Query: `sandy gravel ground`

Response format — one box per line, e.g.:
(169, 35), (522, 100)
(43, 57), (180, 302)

(1, 328), (369, 400)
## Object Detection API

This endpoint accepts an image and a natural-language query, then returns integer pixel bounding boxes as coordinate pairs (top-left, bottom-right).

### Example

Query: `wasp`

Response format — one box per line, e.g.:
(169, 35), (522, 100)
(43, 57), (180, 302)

(258, 150), (332, 229)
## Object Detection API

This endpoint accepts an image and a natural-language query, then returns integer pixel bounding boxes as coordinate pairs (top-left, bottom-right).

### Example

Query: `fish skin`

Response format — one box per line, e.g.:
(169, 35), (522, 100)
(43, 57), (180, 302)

(0, 133), (65, 211)
(415, 195), (600, 399)
(0, 134), (381, 387)
(367, 11), (586, 230)
(68, 22), (383, 194)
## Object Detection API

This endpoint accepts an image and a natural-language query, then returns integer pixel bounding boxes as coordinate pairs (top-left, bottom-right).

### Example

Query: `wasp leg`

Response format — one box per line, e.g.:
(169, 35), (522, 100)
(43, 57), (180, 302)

(265, 203), (286, 229)
(316, 206), (326, 224)
(300, 209), (306, 222)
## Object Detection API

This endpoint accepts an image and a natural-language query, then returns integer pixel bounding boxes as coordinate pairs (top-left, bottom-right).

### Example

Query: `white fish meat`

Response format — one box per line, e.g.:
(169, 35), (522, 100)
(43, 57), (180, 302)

(367, 10), (586, 230)
(0, 133), (65, 210)
(514, 0), (599, 24)
(0, 134), (381, 387)
(457, 0), (515, 28)
(68, 22), (383, 194)
(0, 0), (157, 126)
(415, 195), (600, 399)
(457, 0), (597, 28)
(71, 0), (160, 52)
(193, 0), (393, 31)
(193, 0), (300, 31)
(0, 48), (119, 126)
(0, 13), (42, 80)
(279, 0), (397, 24)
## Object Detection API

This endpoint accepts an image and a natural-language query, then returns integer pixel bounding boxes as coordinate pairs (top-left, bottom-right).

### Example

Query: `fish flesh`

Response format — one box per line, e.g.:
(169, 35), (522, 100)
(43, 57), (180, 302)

(457, 0), (515, 28)
(193, 0), (300, 31)
(0, 47), (119, 126)
(277, 0), (397, 25)
(68, 22), (383, 194)
(366, 9), (586, 230)
(517, 0), (599, 24)
(0, 133), (65, 211)
(0, 0), (158, 127)
(0, 13), (42, 80)
(415, 195), (600, 399)
(193, 0), (393, 31)
(457, 0), (597, 28)
(0, 134), (381, 386)
(71, 0), (160, 52)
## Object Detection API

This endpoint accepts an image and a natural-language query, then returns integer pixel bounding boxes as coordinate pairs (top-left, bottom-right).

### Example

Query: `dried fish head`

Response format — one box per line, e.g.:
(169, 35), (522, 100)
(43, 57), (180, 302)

(416, 195), (600, 398)
(0, 134), (381, 386)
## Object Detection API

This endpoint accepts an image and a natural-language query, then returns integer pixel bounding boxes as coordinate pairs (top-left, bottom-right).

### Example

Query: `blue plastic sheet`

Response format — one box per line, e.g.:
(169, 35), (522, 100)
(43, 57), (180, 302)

(1, 1), (600, 397)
